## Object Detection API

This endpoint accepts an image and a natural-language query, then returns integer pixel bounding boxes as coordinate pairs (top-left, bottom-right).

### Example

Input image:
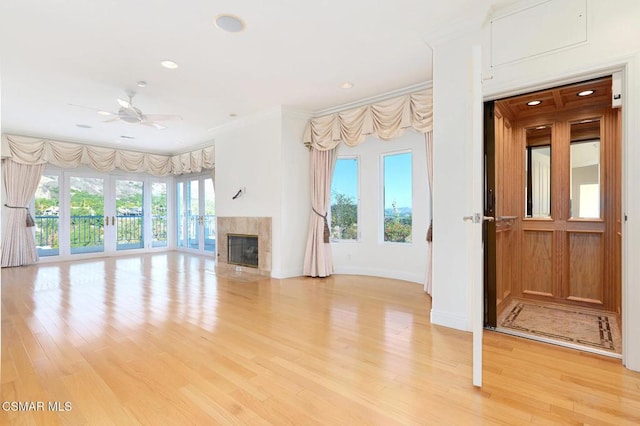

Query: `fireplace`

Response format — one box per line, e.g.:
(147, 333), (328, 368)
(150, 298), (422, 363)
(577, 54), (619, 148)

(227, 234), (259, 268)
(217, 217), (271, 276)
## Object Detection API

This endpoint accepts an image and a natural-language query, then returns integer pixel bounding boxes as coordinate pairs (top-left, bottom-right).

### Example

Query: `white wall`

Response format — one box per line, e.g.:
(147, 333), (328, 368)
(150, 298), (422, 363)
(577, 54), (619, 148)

(429, 0), (640, 371)
(213, 107), (311, 279)
(277, 111), (311, 278)
(331, 130), (429, 284)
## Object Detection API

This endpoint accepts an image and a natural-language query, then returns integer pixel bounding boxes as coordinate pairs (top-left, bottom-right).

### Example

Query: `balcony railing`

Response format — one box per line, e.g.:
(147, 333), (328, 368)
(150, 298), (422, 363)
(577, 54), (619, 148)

(35, 214), (170, 255)
(178, 214), (216, 252)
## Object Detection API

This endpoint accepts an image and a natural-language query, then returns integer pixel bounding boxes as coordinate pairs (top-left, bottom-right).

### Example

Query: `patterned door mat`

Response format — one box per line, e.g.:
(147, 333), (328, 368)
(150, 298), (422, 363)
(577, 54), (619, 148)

(500, 301), (621, 354)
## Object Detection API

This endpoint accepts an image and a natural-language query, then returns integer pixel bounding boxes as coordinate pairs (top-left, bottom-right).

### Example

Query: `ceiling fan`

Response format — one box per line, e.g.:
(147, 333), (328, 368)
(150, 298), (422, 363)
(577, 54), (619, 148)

(70, 91), (182, 130)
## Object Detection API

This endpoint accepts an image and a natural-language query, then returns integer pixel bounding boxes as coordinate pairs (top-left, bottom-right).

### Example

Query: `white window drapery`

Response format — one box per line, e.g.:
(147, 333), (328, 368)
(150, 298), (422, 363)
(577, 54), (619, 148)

(1, 159), (45, 267)
(1, 134), (214, 176)
(303, 148), (338, 277)
(0, 134), (216, 268)
(302, 87), (433, 291)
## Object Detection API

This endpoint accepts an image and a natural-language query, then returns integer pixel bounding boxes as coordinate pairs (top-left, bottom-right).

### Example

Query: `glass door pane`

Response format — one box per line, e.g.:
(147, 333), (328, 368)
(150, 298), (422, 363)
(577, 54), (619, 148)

(570, 119), (601, 219)
(203, 177), (216, 253)
(70, 176), (105, 254)
(115, 179), (144, 251)
(187, 180), (200, 250)
(525, 126), (552, 218)
(151, 182), (168, 247)
(177, 182), (185, 248)
(34, 174), (60, 257)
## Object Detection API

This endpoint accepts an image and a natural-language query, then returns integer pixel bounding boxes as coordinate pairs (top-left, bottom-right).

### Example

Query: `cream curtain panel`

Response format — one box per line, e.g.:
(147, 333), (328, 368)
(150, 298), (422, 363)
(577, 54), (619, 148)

(303, 88), (432, 150)
(302, 87), (433, 279)
(303, 147), (337, 277)
(424, 131), (434, 295)
(1, 159), (45, 267)
(1, 134), (214, 176)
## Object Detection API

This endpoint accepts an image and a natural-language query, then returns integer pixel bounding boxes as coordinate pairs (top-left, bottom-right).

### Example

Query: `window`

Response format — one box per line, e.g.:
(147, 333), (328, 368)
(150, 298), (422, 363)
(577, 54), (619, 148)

(382, 151), (412, 243)
(330, 157), (359, 241)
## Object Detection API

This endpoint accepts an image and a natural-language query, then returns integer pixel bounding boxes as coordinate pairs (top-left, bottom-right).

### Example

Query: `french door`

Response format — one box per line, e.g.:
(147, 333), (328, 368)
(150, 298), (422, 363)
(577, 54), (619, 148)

(176, 175), (215, 255)
(34, 169), (170, 259)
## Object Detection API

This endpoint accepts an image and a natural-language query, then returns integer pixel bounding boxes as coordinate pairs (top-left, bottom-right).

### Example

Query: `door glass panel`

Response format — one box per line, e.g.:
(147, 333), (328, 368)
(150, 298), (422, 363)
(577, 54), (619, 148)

(70, 177), (104, 254)
(115, 179), (144, 251)
(177, 182), (185, 248)
(187, 180), (200, 250)
(35, 175), (60, 257)
(570, 119), (601, 219)
(203, 178), (216, 253)
(152, 182), (168, 247)
(525, 126), (552, 218)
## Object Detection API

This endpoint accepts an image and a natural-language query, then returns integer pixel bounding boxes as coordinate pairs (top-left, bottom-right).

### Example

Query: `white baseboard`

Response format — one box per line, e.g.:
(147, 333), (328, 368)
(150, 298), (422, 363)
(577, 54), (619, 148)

(271, 268), (304, 279)
(430, 309), (471, 332)
(333, 266), (423, 284)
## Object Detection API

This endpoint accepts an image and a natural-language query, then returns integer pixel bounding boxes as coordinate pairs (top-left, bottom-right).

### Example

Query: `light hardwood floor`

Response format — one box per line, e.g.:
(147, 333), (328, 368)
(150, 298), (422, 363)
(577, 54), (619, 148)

(2, 253), (640, 425)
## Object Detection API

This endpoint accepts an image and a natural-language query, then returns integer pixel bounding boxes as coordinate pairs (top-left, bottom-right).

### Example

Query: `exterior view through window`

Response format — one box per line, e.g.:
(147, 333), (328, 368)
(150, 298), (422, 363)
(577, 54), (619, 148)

(330, 157), (359, 241)
(34, 175), (60, 256)
(383, 151), (412, 243)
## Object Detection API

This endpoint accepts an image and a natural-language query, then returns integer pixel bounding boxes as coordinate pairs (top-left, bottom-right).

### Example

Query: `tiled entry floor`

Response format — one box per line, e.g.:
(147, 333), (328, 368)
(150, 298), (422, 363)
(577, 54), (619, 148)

(497, 298), (622, 357)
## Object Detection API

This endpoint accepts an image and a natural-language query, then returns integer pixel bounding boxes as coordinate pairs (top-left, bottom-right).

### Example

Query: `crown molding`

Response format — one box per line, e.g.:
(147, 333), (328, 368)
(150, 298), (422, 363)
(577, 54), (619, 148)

(312, 81), (432, 117)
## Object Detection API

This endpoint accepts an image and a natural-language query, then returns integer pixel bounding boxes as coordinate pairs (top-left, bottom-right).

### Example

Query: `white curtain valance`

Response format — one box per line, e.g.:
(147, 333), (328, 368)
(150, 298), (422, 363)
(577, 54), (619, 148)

(1, 134), (214, 176)
(303, 88), (432, 151)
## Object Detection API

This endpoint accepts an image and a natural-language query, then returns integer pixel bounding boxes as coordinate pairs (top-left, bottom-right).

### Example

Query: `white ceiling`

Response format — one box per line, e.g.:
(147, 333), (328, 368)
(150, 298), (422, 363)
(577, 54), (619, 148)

(1, 0), (516, 154)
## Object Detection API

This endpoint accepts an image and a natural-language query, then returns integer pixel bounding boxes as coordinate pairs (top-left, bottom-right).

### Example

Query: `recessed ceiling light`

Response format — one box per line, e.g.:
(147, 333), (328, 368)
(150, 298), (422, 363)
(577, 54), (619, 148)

(229, 113), (238, 118)
(340, 82), (354, 89)
(577, 89), (595, 96)
(527, 100), (542, 106)
(137, 81), (147, 88)
(161, 60), (179, 69)
(214, 14), (246, 33)
(535, 125), (547, 129)
(76, 124), (92, 129)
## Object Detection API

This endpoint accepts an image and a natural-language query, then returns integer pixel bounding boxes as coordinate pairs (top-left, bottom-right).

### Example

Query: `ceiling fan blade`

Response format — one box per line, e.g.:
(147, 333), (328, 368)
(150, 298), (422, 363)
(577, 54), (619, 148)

(143, 114), (182, 122)
(68, 103), (116, 115)
(141, 121), (166, 130)
(117, 98), (131, 109)
(97, 111), (117, 117)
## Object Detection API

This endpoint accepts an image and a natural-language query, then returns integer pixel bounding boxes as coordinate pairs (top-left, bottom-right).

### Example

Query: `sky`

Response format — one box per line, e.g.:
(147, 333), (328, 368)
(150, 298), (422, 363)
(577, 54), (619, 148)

(331, 152), (413, 209)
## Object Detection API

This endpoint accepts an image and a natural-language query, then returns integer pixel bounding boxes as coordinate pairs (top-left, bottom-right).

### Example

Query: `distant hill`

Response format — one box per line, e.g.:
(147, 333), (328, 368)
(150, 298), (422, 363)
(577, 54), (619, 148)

(384, 207), (412, 217)
(35, 176), (142, 199)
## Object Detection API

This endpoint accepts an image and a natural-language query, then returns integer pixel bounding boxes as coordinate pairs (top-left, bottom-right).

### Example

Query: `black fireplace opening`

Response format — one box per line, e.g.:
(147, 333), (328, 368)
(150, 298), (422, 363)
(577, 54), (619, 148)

(228, 234), (259, 268)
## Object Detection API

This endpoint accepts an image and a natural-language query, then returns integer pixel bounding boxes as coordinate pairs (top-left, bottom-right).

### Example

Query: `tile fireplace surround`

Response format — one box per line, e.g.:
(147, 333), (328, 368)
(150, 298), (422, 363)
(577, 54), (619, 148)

(217, 217), (272, 277)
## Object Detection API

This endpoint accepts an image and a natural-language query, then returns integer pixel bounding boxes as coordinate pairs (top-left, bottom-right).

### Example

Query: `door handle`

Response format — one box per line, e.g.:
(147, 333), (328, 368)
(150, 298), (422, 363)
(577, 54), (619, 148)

(463, 213), (495, 223)
(112, 216), (115, 226)
(105, 216), (109, 226)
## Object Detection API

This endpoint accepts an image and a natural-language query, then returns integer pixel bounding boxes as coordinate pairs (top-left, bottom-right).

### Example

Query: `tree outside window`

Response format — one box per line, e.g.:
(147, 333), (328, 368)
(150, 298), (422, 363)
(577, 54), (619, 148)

(330, 157), (359, 241)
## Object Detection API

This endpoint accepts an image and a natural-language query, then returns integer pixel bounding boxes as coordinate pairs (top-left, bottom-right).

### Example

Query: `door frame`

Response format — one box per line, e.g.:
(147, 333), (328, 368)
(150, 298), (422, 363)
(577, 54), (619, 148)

(175, 173), (216, 257)
(481, 59), (635, 368)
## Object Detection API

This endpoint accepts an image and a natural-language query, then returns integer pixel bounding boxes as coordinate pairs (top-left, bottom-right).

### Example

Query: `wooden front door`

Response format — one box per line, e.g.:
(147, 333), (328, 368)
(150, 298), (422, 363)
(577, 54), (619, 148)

(486, 77), (622, 325)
